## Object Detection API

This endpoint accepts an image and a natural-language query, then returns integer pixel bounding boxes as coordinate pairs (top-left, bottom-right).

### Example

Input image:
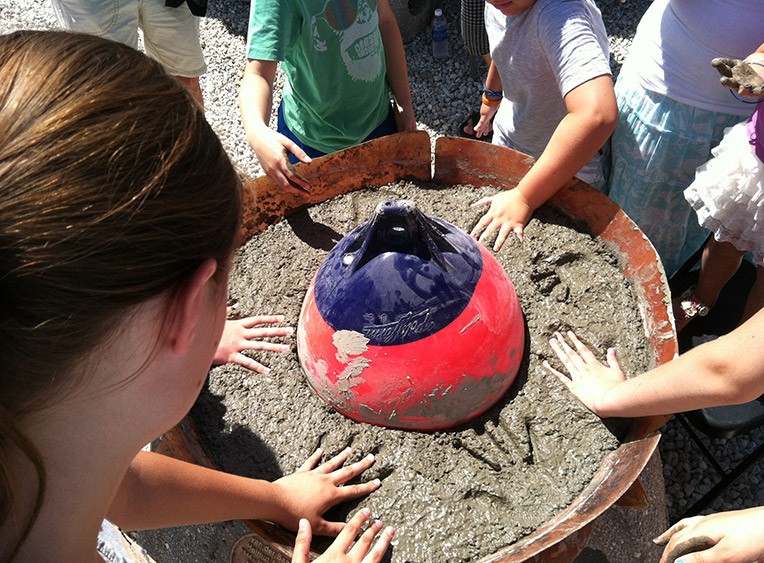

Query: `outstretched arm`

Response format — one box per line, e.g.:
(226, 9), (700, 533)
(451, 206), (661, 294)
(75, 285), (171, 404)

(378, 0), (416, 132)
(544, 308), (764, 418)
(471, 74), (617, 251)
(239, 59), (311, 193)
(108, 448), (381, 536)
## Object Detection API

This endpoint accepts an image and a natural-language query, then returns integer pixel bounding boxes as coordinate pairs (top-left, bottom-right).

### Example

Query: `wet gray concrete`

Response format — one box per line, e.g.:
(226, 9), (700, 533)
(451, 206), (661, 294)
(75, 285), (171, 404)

(186, 182), (655, 561)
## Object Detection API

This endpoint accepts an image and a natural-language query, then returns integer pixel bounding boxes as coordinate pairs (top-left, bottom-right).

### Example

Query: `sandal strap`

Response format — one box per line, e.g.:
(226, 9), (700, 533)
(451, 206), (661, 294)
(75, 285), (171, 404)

(677, 288), (711, 320)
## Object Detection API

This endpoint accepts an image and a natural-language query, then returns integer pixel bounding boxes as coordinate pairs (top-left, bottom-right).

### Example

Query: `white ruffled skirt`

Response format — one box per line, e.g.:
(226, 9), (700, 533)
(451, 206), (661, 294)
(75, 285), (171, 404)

(685, 121), (764, 265)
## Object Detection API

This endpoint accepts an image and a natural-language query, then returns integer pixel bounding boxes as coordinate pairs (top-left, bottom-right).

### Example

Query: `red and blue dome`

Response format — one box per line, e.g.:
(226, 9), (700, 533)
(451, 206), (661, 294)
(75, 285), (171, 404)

(297, 200), (524, 431)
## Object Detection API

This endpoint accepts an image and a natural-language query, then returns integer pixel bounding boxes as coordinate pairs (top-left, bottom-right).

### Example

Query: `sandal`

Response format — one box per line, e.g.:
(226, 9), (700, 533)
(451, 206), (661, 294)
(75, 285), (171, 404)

(672, 285), (712, 333)
(458, 111), (492, 142)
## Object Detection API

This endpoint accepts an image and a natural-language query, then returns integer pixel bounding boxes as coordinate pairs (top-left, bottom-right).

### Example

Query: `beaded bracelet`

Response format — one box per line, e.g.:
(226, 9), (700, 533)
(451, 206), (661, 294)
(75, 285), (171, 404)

(481, 92), (501, 106)
(482, 85), (503, 99)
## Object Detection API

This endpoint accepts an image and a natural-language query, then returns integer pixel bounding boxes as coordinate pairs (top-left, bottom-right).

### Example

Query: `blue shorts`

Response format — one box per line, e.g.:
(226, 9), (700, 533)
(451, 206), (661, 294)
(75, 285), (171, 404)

(277, 103), (398, 163)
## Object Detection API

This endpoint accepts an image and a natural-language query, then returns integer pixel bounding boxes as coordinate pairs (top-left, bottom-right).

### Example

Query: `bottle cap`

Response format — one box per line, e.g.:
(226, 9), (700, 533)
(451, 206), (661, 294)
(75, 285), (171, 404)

(434, 8), (443, 16)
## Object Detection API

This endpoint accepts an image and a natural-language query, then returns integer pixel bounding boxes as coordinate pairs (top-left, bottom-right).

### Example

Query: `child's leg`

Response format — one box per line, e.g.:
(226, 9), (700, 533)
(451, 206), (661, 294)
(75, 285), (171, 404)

(741, 264), (764, 324)
(693, 237), (745, 307)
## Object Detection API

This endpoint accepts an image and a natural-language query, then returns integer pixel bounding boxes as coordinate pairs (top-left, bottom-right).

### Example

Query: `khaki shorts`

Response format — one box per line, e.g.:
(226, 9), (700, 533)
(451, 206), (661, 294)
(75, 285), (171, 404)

(52, 0), (206, 77)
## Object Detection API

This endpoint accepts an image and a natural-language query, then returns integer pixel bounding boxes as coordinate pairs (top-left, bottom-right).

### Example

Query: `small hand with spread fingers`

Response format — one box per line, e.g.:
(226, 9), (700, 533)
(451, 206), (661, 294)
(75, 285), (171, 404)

(470, 189), (533, 251)
(712, 57), (764, 97)
(292, 508), (395, 563)
(273, 448), (382, 536)
(543, 331), (626, 416)
(653, 507), (764, 563)
(213, 315), (294, 374)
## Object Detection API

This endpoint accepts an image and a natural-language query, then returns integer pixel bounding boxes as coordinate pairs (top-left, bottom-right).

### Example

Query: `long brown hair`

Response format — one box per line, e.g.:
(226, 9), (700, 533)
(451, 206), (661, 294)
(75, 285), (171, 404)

(0, 30), (241, 557)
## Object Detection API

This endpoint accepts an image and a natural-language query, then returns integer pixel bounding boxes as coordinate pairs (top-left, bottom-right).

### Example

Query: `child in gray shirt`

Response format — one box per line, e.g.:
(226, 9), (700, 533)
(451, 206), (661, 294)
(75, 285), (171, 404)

(471, 0), (616, 251)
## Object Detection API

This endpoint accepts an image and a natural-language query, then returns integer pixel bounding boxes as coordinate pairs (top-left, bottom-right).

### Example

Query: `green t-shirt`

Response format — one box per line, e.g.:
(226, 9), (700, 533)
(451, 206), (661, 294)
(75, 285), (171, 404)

(247, 0), (390, 154)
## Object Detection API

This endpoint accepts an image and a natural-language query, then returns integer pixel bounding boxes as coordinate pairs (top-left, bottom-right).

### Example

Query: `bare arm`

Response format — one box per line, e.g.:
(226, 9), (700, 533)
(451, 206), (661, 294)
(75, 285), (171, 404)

(474, 61), (503, 138)
(515, 74), (617, 208)
(545, 308), (764, 418)
(471, 74), (617, 250)
(377, 0), (416, 131)
(108, 448), (380, 536)
(484, 62), (503, 96)
(239, 59), (311, 192)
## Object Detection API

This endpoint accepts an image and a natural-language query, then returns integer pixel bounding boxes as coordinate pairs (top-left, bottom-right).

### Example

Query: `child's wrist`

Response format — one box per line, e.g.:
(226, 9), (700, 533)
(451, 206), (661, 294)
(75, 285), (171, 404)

(482, 84), (502, 99)
(596, 385), (625, 418)
(512, 181), (540, 210)
(481, 92), (501, 106)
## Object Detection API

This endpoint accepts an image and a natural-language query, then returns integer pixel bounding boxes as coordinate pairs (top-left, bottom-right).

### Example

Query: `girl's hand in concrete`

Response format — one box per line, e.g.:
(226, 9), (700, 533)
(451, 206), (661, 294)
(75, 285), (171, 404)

(274, 448), (382, 536)
(292, 509), (395, 563)
(213, 315), (293, 374)
(654, 507), (764, 563)
(543, 330), (626, 416)
(470, 189), (533, 251)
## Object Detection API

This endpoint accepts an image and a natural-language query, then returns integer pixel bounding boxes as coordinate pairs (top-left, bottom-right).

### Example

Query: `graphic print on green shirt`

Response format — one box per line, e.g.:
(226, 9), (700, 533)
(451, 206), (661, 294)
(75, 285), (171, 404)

(247, 0), (390, 153)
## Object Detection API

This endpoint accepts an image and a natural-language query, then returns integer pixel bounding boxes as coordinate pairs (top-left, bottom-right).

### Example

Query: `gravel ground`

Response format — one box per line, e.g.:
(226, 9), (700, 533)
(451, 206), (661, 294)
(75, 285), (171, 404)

(3, 0), (763, 560)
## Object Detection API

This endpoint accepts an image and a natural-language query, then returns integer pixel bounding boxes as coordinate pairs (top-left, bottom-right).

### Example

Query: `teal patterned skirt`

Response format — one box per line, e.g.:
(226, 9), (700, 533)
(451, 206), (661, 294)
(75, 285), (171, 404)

(607, 74), (745, 276)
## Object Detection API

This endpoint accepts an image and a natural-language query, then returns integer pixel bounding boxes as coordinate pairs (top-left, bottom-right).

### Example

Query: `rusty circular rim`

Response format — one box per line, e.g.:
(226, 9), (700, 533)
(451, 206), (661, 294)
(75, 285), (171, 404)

(158, 132), (676, 562)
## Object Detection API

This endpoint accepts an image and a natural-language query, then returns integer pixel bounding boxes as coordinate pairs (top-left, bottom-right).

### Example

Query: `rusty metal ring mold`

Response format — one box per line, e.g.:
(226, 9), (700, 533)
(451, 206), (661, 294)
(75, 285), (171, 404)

(157, 132), (676, 562)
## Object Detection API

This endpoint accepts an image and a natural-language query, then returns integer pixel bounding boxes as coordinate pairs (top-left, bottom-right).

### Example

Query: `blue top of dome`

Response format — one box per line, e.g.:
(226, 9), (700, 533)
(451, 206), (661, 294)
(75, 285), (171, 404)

(313, 200), (483, 346)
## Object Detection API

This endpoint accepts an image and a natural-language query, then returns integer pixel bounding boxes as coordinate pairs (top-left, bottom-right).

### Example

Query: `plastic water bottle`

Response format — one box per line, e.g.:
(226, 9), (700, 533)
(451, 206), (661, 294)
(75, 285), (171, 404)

(431, 8), (449, 59)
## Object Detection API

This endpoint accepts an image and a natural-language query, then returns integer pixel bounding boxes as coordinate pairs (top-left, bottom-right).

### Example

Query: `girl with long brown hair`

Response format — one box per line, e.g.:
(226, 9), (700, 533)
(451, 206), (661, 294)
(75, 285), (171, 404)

(0, 30), (392, 562)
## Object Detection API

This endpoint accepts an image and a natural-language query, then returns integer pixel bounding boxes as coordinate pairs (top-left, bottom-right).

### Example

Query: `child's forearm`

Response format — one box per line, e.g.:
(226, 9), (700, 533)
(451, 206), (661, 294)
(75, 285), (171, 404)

(383, 45), (414, 115)
(517, 76), (616, 209)
(107, 450), (282, 531)
(239, 60), (277, 142)
(378, 0), (414, 115)
(485, 62), (502, 95)
(596, 353), (737, 418)
(515, 113), (608, 209)
(514, 123), (586, 211)
(597, 311), (764, 417)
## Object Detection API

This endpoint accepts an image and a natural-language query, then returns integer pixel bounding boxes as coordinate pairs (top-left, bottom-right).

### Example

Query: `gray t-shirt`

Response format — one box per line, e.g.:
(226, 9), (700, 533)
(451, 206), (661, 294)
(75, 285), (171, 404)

(485, 0), (611, 183)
